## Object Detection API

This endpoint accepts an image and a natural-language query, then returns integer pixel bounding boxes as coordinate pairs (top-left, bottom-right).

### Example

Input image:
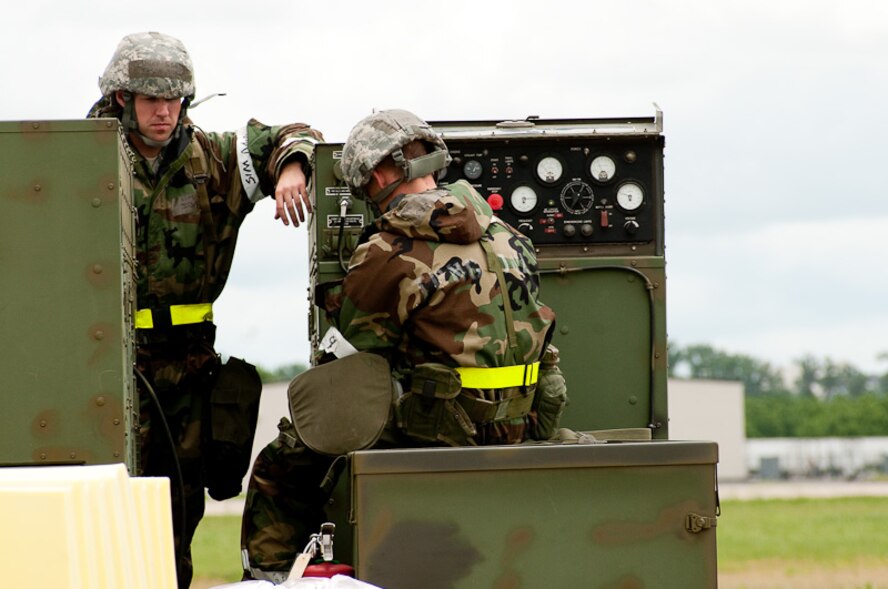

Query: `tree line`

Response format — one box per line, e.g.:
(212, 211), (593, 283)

(256, 346), (888, 438)
(668, 344), (888, 438)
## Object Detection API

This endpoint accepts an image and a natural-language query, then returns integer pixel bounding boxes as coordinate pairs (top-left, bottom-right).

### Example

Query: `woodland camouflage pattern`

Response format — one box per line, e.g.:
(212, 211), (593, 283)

(99, 31), (195, 99)
(87, 113), (322, 307)
(88, 77), (321, 588)
(325, 179), (556, 444)
(240, 180), (557, 578)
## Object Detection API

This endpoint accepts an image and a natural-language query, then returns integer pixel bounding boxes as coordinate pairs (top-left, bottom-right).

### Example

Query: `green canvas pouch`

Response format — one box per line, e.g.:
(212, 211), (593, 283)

(394, 363), (476, 446)
(205, 356), (262, 500)
(288, 352), (393, 456)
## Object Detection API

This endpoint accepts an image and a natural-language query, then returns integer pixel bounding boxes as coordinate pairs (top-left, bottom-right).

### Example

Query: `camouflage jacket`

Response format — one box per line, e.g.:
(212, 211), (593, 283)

(89, 101), (321, 310)
(326, 180), (556, 392)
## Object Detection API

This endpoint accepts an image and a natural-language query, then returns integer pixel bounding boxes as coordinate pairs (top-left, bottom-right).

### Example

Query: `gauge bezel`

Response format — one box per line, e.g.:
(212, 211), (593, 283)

(615, 180), (646, 212)
(509, 184), (539, 214)
(559, 180), (595, 215)
(587, 153), (617, 184)
(463, 159), (483, 181)
(535, 154), (566, 186)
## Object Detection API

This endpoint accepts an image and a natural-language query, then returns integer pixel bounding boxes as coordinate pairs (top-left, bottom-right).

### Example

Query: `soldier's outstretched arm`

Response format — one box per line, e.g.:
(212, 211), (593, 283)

(274, 160), (310, 227)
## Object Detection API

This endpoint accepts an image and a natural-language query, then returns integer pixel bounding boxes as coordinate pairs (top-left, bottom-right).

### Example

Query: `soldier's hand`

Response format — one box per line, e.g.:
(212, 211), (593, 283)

(275, 161), (312, 227)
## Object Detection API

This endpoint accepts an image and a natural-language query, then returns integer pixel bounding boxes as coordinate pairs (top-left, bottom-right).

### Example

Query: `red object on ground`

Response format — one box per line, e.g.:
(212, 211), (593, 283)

(303, 561), (356, 578)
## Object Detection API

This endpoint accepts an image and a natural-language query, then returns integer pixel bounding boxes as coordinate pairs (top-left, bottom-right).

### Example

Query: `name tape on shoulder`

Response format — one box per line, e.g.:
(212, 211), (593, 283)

(236, 126), (266, 203)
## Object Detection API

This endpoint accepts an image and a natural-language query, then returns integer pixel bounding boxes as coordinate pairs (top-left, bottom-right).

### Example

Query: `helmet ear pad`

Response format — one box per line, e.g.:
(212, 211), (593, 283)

(402, 149), (449, 182)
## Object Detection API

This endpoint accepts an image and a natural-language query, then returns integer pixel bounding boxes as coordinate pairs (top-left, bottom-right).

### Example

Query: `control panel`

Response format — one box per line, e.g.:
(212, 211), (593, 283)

(431, 116), (664, 256)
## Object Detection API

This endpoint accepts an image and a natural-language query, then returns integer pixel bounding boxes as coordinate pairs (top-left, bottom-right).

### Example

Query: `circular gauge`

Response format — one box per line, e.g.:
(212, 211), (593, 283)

(510, 185), (538, 213)
(589, 155), (616, 183)
(560, 181), (595, 214)
(463, 159), (483, 180)
(536, 156), (564, 184)
(616, 182), (645, 211)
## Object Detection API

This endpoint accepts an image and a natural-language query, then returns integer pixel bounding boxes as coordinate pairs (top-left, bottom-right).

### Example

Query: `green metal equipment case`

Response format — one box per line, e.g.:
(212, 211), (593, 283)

(0, 119), (138, 470)
(351, 441), (718, 588)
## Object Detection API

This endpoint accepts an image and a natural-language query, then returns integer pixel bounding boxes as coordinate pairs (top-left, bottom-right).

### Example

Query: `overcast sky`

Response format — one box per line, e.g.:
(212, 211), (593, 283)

(4, 0), (887, 374)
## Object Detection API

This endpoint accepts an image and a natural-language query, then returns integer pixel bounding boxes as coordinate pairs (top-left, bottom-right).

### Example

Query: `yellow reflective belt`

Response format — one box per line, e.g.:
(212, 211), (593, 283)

(134, 303), (213, 329)
(456, 362), (540, 389)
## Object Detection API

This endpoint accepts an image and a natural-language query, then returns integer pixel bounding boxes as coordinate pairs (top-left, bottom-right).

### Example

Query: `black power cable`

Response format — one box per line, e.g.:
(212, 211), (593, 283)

(134, 367), (188, 580)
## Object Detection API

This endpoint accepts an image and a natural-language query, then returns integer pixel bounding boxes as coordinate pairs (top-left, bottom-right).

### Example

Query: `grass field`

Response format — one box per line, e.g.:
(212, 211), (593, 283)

(191, 496), (888, 589)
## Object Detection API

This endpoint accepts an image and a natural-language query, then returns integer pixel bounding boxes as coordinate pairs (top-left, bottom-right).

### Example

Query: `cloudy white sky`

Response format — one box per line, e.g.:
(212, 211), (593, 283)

(4, 0), (887, 373)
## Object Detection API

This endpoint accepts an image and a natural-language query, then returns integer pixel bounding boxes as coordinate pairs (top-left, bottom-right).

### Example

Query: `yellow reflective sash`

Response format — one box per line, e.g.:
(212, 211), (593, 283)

(134, 303), (213, 329)
(456, 362), (539, 389)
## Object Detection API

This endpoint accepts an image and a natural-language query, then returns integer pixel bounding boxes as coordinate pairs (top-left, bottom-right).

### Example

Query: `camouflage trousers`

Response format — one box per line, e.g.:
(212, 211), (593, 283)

(240, 411), (527, 579)
(240, 418), (338, 579)
(137, 324), (219, 589)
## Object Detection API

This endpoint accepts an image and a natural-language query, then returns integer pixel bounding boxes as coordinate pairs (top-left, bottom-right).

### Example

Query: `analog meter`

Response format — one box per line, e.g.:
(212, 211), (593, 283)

(536, 156), (564, 184)
(463, 159), (483, 180)
(616, 182), (644, 211)
(510, 185), (538, 213)
(560, 181), (595, 214)
(589, 155), (616, 182)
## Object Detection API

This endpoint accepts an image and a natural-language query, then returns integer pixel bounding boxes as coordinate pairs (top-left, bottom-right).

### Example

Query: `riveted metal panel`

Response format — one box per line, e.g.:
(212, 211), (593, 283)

(0, 119), (137, 471)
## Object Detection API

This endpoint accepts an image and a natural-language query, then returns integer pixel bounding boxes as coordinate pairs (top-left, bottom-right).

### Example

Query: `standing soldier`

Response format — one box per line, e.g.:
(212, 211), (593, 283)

(87, 31), (322, 588)
(240, 109), (567, 581)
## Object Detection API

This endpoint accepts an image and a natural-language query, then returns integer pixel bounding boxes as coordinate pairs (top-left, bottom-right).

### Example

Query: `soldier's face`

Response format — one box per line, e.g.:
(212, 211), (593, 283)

(132, 94), (183, 143)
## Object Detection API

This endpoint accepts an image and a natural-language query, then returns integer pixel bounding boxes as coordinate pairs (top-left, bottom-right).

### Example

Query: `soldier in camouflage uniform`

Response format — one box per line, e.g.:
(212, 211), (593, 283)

(240, 110), (566, 581)
(87, 31), (322, 588)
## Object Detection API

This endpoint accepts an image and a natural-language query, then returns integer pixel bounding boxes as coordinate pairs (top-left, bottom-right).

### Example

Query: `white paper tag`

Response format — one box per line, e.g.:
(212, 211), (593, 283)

(287, 552), (312, 582)
(320, 326), (358, 359)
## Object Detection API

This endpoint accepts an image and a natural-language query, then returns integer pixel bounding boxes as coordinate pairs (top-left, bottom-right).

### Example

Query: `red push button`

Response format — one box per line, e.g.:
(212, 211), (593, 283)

(487, 193), (504, 210)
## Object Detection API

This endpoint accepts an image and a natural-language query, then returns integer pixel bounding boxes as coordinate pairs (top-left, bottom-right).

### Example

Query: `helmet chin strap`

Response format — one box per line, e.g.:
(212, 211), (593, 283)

(370, 178), (404, 210)
(121, 92), (189, 150)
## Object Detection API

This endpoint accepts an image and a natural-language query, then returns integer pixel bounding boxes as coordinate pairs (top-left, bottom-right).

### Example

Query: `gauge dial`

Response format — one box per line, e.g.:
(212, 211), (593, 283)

(616, 182), (644, 211)
(463, 159), (483, 180)
(560, 181), (594, 214)
(510, 185), (538, 213)
(536, 156), (564, 184)
(589, 155), (616, 182)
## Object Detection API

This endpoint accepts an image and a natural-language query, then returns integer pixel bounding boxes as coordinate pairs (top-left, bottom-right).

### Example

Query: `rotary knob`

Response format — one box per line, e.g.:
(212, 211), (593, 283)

(563, 224), (576, 237)
(624, 220), (640, 235)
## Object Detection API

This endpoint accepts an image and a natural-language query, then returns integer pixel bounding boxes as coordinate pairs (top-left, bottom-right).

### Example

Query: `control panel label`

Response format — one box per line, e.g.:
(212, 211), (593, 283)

(325, 186), (352, 199)
(326, 214), (364, 228)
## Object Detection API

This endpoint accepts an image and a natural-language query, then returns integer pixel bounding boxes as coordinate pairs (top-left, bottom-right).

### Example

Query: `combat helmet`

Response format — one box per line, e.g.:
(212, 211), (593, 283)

(99, 31), (195, 99)
(340, 109), (451, 206)
(97, 31), (194, 147)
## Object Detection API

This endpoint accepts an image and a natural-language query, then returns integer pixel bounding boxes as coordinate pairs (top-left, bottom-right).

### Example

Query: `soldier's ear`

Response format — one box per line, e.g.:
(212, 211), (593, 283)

(370, 166), (401, 193)
(114, 91), (126, 108)
(368, 168), (386, 195)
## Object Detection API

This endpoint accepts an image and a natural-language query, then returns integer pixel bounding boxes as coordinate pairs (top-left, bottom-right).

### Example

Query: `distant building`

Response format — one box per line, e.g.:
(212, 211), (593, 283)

(668, 378), (748, 481)
(242, 381), (290, 492)
(746, 437), (888, 479)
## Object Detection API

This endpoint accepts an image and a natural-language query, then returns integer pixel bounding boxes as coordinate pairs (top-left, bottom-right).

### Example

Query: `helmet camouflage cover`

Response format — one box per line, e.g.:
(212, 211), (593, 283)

(99, 31), (195, 99)
(340, 109), (451, 195)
